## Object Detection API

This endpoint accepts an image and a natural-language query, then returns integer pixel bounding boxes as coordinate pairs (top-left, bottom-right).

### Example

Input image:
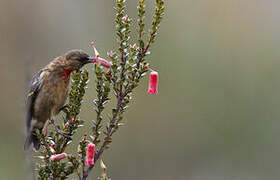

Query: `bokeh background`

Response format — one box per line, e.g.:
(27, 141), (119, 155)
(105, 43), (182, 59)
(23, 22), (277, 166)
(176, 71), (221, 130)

(2, 0), (280, 179)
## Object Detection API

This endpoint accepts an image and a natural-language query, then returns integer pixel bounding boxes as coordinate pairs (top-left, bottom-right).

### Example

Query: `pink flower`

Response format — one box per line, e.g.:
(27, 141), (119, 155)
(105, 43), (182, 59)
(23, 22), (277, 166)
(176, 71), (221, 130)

(94, 57), (112, 68)
(89, 56), (112, 68)
(89, 42), (112, 68)
(50, 153), (67, 161)
(85, 143), (95, 166)
(147, 71), (159, 95)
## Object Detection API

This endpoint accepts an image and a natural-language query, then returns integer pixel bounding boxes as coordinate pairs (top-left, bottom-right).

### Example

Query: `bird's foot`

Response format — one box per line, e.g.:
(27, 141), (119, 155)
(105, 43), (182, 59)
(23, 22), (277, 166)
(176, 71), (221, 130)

(59, 105), (69, 113)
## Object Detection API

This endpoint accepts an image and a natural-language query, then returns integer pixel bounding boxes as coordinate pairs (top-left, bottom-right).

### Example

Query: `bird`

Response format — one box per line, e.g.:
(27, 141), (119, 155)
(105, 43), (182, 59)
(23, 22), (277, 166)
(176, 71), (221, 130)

(24, 49), (95, 151)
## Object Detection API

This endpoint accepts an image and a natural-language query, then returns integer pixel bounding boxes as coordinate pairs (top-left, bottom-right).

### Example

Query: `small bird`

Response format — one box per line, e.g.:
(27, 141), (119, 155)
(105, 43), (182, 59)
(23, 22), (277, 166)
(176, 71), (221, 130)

(24, 49), (95, 151)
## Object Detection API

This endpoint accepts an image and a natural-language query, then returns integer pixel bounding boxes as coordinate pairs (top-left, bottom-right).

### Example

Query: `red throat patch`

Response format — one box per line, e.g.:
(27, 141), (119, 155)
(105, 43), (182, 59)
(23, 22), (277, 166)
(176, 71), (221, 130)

(62, 69), (72, 79)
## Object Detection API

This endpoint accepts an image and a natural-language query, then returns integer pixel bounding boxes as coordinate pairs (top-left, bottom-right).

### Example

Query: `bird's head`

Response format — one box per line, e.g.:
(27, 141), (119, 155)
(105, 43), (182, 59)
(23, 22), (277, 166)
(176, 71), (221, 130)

(64, 49), (95, 70)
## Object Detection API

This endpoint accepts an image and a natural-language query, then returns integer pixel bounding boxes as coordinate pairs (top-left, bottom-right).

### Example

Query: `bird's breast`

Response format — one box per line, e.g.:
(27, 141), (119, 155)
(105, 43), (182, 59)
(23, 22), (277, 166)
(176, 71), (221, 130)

(51, 75), (70, 115)
(34, 71), (70, 119)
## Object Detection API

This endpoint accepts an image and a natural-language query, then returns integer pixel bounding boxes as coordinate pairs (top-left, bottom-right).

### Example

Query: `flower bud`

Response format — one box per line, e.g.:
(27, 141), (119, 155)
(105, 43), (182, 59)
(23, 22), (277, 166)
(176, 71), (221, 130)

(50, 144), (56, 154)
(83, 135), (87, 142)
(106, 69), (112, 76)
(108, 51), (114, 58)
(132, 43), (137, 49)
(64, 122), (69, 128)
(124, 14), (129, 22)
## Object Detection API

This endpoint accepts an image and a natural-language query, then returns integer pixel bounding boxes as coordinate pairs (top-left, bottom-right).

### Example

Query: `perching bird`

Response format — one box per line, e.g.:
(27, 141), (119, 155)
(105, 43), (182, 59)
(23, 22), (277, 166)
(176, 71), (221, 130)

(24, 49), (95, 151)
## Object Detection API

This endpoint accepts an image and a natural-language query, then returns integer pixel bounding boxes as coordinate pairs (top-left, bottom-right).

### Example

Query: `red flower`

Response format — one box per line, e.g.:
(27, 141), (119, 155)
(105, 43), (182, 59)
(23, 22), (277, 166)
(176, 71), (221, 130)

(94, 57), (112, 68)
(50, 153), (67, 161)
(85, 143), (95, 166)
(147, 71), (159, 95)
(89, 41), (112, 68)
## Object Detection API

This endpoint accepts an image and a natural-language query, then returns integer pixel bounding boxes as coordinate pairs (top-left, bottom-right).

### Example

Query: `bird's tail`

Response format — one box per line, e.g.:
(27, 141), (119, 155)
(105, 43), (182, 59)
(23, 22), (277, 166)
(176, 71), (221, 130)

(24, 129), (41, 151)
(25, 109), (42, 151)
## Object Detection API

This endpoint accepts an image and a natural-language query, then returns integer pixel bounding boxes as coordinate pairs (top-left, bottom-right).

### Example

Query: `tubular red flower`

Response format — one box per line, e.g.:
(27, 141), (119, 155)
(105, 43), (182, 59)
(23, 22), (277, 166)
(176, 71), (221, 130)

(147, 71), (159, 95)
(85, 143), (95, 166)
(89, 42), (112, 68)
(94, 57), (112, 68)
(50, 153), (67, 161)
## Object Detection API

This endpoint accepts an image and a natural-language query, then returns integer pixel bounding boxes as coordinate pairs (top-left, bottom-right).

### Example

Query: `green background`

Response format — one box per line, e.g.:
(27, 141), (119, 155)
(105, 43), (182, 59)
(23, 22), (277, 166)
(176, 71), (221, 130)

(1, 0), (280, 179)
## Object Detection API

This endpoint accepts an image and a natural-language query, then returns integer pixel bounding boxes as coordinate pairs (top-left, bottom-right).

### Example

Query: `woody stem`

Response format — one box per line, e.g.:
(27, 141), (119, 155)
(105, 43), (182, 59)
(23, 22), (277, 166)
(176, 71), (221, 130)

(82, 95), (124, 180)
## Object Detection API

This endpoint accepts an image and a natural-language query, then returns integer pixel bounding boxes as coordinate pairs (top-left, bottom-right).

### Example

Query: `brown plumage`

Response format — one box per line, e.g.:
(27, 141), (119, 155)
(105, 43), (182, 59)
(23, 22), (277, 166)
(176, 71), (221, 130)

(24, 49), (94, 151)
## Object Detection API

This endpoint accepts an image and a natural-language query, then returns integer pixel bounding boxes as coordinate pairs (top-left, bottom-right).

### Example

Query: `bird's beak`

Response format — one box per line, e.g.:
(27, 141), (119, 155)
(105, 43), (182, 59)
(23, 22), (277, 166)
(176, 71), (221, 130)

(87, 56), (96, 63)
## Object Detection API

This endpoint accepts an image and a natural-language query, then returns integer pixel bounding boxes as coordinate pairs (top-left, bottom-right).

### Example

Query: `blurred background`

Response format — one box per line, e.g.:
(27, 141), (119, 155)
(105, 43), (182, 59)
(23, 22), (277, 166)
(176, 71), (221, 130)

(1, 0), (280, 179)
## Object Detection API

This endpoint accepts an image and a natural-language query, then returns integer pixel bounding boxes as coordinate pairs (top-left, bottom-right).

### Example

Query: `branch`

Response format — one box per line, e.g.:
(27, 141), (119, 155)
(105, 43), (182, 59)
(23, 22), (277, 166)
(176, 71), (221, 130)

(82, 95), (124, 180)
(92, 64), (111, 145)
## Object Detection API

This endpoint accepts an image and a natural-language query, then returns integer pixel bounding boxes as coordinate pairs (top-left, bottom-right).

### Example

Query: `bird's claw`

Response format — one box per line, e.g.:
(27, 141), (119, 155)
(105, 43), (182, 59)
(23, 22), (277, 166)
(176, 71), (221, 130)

(59, 105), (69, 113)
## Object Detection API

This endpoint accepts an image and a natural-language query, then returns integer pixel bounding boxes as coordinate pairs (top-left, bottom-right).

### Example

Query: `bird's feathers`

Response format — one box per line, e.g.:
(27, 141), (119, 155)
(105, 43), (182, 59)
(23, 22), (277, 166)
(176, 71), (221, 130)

(26, 70), (44, 133)
(24, 70), (44, 151)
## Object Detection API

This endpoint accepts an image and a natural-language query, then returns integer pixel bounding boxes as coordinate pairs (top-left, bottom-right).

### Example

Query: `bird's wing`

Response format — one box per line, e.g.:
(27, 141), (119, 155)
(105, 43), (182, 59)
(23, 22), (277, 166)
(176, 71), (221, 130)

(26, 70), (45, 133)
